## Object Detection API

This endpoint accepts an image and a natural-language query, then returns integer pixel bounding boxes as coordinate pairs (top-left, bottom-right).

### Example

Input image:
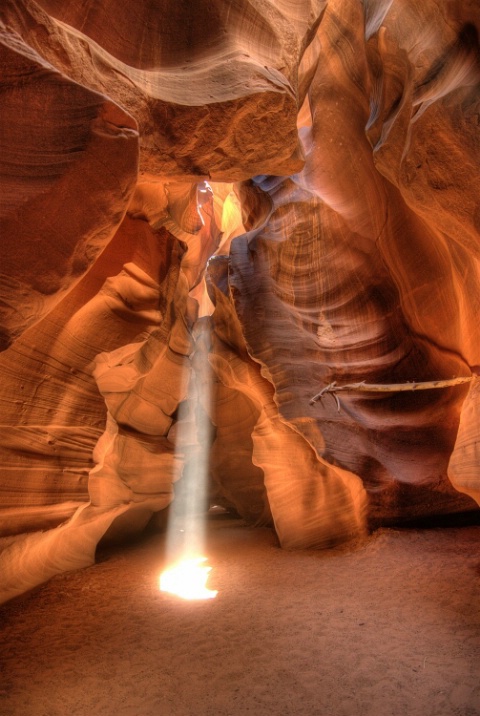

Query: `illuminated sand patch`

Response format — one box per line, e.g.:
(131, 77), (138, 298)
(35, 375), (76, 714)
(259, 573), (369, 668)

(159, 555), (217, 600)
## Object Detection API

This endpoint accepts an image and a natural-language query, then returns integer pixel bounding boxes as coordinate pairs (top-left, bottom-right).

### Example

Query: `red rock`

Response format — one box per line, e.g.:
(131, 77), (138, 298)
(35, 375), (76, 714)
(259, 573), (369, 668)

(0, 0), (479, 602)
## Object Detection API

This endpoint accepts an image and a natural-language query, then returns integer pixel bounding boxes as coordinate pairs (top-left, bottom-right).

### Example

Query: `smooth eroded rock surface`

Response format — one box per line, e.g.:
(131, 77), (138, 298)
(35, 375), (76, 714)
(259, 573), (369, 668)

(0, 0), (479, 602)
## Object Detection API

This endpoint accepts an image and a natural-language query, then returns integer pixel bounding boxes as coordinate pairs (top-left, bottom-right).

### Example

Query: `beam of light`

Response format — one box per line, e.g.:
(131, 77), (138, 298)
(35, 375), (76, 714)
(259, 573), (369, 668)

(159, 182), (242, 600)
(159, 300), (217, 600)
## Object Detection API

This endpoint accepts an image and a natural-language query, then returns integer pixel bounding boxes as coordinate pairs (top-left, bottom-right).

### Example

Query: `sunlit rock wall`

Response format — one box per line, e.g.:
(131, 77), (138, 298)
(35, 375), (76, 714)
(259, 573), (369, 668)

(0, 0), (479, 601)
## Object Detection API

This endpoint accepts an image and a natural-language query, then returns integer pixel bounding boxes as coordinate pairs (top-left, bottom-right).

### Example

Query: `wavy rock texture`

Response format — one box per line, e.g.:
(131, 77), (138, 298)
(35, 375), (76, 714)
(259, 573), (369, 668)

(2, 0), (319, 180)
(0, 15), (139, 349)
(206, 257), (367, 548)
(0, 0), (479, 601)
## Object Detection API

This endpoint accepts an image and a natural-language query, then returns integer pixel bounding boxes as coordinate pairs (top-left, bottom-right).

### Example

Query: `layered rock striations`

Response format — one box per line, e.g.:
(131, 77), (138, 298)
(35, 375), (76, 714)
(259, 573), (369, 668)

(0, 0), (479, 601)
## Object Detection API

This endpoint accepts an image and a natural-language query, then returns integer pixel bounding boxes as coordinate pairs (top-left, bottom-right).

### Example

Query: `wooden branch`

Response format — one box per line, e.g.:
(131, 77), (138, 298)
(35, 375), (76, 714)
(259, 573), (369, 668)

(309, 375), (476, 408)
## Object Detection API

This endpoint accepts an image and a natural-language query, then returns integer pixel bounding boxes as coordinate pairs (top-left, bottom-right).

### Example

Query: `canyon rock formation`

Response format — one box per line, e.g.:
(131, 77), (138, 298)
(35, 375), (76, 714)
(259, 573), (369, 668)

(0, 0), (479, 602)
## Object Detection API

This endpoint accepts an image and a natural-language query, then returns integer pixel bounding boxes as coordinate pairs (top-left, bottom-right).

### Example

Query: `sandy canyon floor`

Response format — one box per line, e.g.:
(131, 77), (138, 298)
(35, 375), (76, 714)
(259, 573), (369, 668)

(1, 516), (479, 716)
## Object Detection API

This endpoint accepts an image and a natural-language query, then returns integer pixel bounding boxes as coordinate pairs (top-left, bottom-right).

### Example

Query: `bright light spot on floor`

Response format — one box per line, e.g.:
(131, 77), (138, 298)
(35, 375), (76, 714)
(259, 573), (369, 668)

(160, 556), (218, 600)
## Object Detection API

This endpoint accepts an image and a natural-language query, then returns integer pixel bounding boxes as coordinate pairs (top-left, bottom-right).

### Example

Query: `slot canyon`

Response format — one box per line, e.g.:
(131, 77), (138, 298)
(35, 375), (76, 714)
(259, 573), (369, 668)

(1, 1), (479, 714)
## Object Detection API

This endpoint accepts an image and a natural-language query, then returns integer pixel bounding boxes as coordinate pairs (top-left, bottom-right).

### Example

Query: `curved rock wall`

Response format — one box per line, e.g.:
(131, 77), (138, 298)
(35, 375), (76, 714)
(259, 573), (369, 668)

(0, 0), (479, 601)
